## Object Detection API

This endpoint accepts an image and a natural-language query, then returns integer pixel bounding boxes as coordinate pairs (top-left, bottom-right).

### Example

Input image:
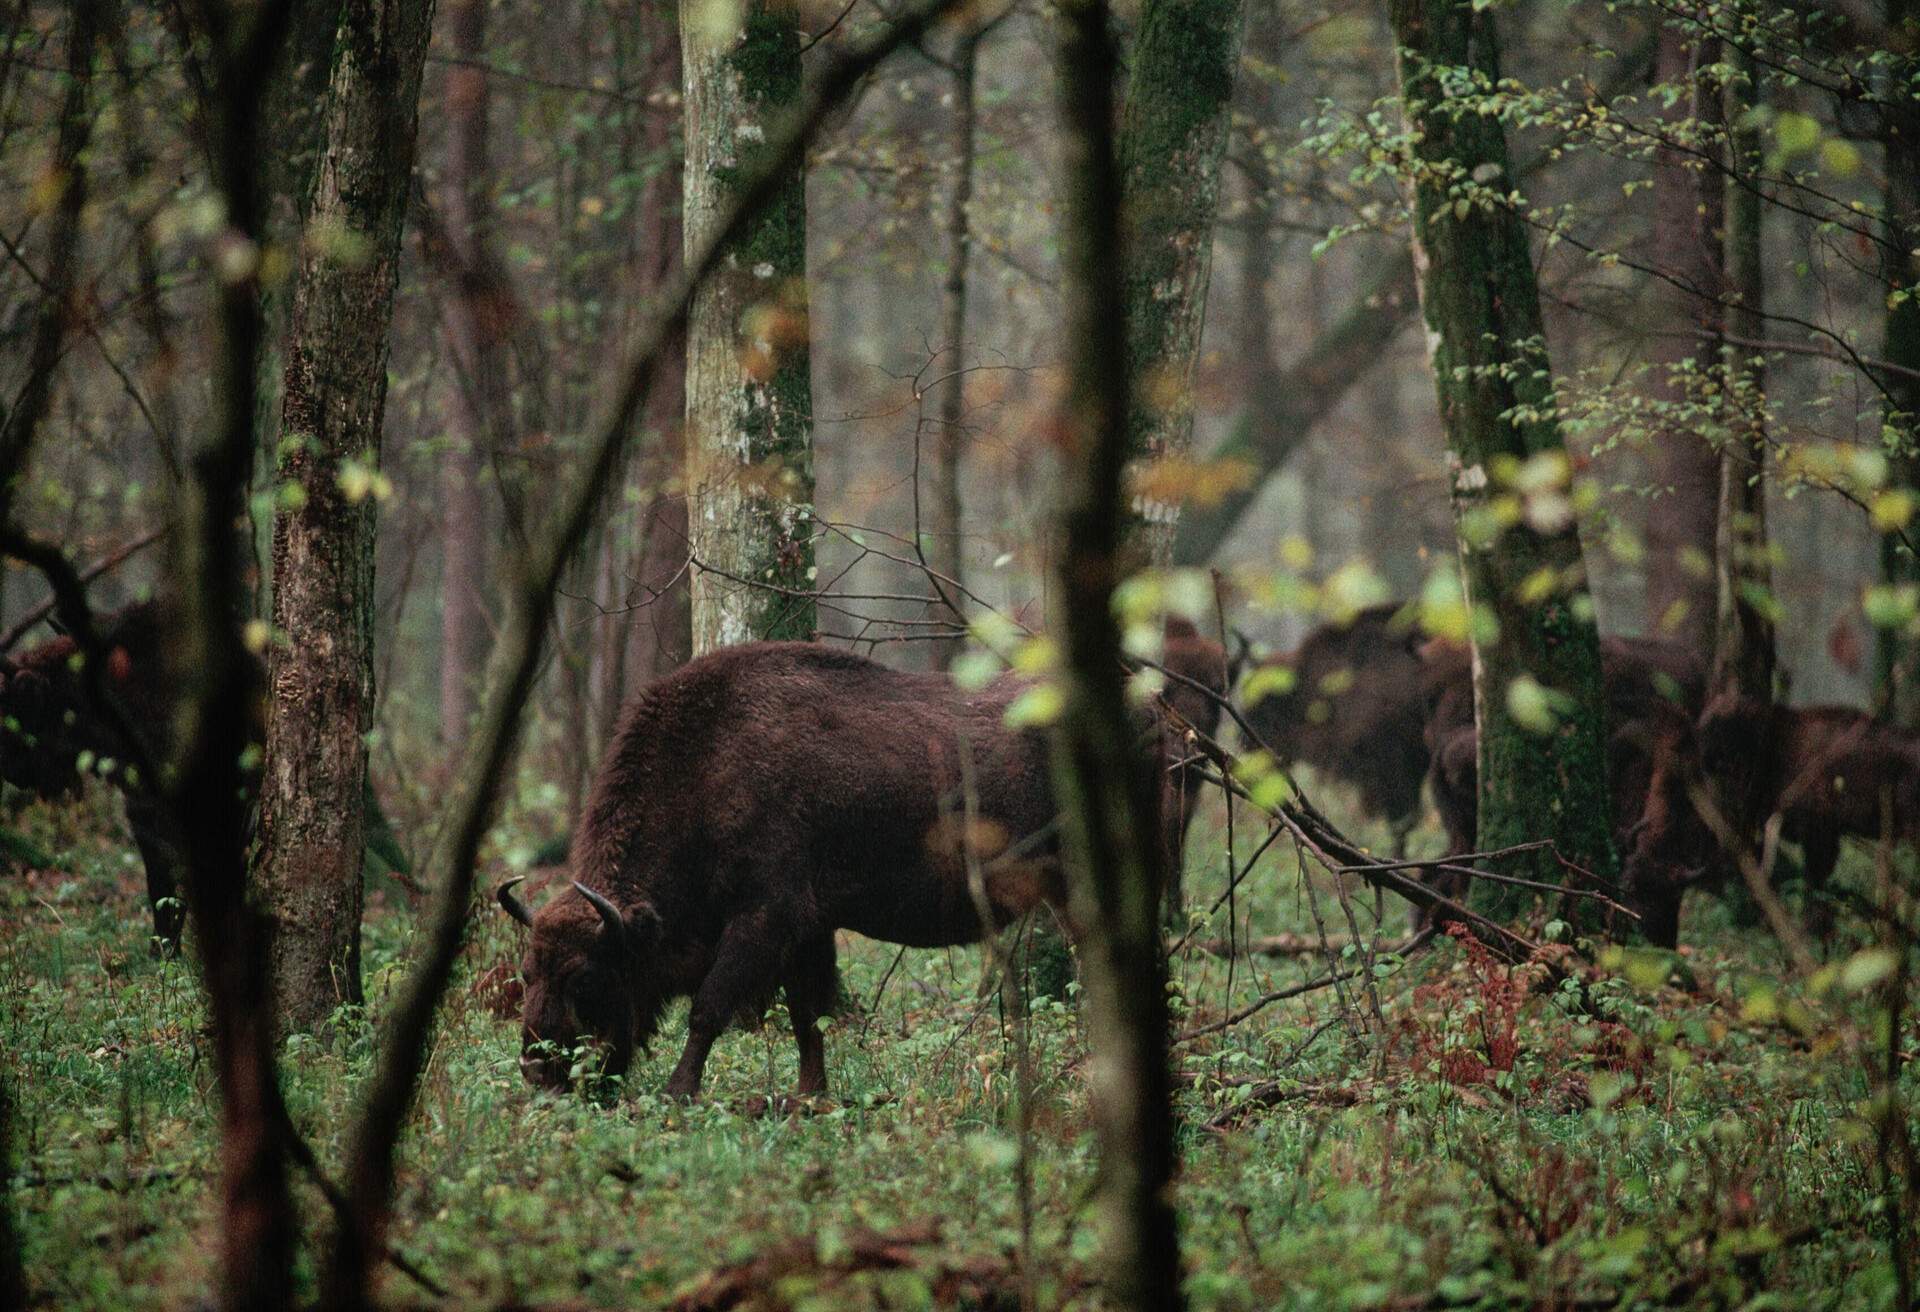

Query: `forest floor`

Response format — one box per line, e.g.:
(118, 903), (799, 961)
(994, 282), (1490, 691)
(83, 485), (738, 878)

(2, 780), (1913, 1310)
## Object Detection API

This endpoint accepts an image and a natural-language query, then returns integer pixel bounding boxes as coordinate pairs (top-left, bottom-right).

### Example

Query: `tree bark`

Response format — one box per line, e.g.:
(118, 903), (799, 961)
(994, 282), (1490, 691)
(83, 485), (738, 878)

(1712, 44), (1775, 701)
(258, 0), (437, 1034)
(1643, 26), (1725, 657)
(1118, 0), (1247, 567)
(436, 0), (493, 745)
(923, 22), (983, 667)
(251, 0), (346, 610)
(682, 0), (816, 653)
(1878, 0), (1920, 725)
(1051, 3), (1182, 1308)
(1390, 0), (1618, 917)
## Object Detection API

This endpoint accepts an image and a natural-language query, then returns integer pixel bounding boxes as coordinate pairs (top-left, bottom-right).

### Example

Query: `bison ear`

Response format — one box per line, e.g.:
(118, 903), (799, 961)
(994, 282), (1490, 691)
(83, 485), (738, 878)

(623, 901), (662, 955)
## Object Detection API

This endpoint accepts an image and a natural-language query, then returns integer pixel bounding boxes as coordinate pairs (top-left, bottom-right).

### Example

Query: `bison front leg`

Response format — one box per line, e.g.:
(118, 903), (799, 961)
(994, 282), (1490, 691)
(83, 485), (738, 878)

(664, 905), (795, 1100)
(1798, 824), (1841, 944)
(124, 792), (186, 955)
(784, 934), (837, 1097)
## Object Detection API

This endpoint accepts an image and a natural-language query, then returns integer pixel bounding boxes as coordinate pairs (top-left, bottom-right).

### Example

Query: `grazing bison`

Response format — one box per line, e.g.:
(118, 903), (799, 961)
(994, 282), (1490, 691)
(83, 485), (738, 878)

(1419, 634), (1707, 943)
(1240, 606), (1430, 852)
(497, 632), (1226, 1098)
(1691, 693), (1920, 937)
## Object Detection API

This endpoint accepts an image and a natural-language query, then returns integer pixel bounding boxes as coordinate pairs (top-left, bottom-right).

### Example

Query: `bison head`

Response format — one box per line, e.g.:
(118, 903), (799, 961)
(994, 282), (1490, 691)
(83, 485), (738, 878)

(497, 876), (663, 1092)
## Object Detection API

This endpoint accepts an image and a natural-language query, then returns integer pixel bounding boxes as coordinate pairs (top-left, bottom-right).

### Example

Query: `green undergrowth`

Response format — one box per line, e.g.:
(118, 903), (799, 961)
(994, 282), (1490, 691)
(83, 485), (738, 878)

(1, 777), (1913, 1310)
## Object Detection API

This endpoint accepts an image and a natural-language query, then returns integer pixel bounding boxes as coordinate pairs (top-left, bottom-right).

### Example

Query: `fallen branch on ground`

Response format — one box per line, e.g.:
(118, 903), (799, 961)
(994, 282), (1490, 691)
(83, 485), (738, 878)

(666, 1222), (1047, 1312)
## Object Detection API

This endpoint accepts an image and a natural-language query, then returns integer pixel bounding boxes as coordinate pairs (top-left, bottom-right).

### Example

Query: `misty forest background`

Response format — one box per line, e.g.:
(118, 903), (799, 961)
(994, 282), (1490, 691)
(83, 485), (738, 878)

(2, 0), (1919, 1308)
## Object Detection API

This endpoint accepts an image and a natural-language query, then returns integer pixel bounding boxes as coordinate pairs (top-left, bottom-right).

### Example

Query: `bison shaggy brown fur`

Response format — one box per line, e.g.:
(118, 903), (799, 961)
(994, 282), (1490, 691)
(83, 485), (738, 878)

(1240, 606), (1429, 849)
(1419, 633), (1707, 943)
(1692, 693), (1920, 936)
(500, 632), (1225, 1099)
(0, 602), (188, 946)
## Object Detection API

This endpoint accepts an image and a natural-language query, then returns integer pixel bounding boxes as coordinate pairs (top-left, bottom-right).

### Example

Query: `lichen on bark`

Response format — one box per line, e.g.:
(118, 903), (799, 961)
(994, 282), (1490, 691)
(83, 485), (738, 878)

(683, 0), (816, 651)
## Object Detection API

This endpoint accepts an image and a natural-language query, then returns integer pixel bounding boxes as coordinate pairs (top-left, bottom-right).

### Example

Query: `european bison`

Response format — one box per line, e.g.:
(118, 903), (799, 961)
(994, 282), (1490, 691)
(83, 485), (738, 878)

(1691, 693), (1920, 936)
(497, 631), (1226, 1099)
(0, 603), (188, 946)
(1240, 606), (1429, 852)
(0, 599), (407, 950)
(1419, 634), (1707, 943)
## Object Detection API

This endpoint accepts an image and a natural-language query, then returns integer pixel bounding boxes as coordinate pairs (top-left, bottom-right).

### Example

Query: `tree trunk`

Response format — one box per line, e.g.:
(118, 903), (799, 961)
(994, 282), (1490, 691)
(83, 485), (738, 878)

(1390, 0), (1618, 918)
(619, 6), (692, 692)
(1118, 0), (1247, 567)
(1643, 27), (1724, 656)
(1712, 44), (1775, 701)
(1051, 4), (1182, 1308)
(682, 1), (815, 654)
(251, 0), (346, 611)
(437, 0), (493, 745)
(1878, 0), (1920, 725)
(924, 23), (983, 667)
(258, 0), (437, 1033)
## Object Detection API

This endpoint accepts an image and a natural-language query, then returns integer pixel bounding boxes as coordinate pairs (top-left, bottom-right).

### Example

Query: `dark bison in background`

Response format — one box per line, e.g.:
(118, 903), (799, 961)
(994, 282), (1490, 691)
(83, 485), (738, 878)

(1243, 606), (1705, 869)
(498, 627), (1227, 1099)
(1689, 692), (1920, 938)
(1421, 632), (1708, 943)
(0, 603), (189, 946)
(0, 600), (406, 951)
(1241, 606), (1430, 853)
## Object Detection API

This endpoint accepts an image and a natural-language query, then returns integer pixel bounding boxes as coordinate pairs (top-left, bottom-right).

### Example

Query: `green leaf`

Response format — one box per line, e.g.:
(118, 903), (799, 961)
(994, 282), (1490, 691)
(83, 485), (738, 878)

(1840, 947), (1899, 992)
(1002, 683), (1063, 728)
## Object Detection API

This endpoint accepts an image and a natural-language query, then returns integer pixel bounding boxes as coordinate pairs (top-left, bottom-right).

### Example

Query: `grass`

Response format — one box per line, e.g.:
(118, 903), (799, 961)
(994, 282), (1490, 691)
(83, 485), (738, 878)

(1, 775), (1914, 1310)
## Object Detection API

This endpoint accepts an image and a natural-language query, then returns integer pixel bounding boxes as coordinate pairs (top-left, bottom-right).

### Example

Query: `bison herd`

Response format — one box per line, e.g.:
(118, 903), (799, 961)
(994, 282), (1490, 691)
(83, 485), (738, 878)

(0, 598), (1910, 1098)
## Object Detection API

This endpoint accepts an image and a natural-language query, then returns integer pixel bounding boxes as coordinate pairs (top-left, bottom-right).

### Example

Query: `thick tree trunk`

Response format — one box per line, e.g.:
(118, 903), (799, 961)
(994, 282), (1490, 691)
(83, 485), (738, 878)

(1878, 0), (1920, 725)
(437, 0), (493, 744)
(251, 0), (346, 609)
(924, 23), (982, 668)
(259, 0), (437, 1033)
(1118, 0), (1247, 567)
(1713, 45), (1775, 701)
(682, 1), (816, 653)
(1643, 28), (1725, 656)
(1390, 0), (1617, 918)
(1051, 4), (1182, 1308)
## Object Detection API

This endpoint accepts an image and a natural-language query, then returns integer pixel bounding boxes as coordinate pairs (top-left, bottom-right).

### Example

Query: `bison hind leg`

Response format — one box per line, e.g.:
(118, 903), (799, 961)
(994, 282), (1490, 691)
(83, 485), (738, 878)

(784, 934), (837, 1097)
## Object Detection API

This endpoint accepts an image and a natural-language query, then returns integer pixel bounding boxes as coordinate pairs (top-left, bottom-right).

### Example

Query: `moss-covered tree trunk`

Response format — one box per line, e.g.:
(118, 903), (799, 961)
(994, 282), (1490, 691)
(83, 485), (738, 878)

(682, 1), (815, 653)
(1643, 28), (1725, 657)
(1878, 0), (1920, 726)
(1390, 0), (1617, 919)
(1118, 0), (1247, 568)
(1051, 3), (1182, 1305)
(1713, 45), (1775, 701)
(258, 0), (436, 1033)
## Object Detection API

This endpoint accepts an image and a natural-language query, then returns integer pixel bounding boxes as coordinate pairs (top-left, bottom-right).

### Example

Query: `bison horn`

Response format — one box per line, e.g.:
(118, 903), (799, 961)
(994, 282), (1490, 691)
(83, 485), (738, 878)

(572, 881), (626, 937)
(496, 876), (534, 927)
